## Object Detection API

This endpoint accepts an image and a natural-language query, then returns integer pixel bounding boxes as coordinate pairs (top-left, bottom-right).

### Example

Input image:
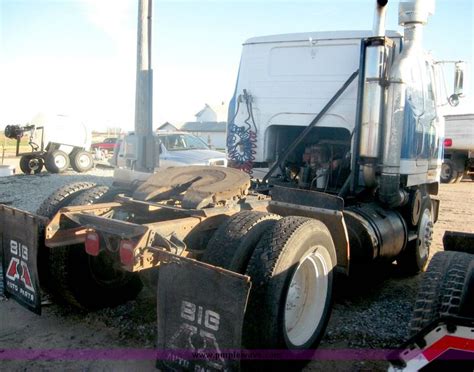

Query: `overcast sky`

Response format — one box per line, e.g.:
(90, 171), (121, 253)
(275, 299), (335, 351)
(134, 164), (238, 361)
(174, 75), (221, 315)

(1, 0), (473, 130)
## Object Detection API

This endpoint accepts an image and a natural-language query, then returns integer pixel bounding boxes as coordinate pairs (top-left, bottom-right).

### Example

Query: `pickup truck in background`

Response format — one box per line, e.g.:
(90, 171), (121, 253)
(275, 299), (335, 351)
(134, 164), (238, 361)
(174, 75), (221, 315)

(91, 137), (118, 152)
(441, 113), (474, 183)
(111, 131), (227, 169)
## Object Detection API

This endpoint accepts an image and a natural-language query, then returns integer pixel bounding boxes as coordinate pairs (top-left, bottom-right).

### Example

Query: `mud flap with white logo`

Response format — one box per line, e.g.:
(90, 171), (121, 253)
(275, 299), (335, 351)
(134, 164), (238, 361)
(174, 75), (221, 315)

(0, 206), (45, 314)
(156, 255), (251, 372)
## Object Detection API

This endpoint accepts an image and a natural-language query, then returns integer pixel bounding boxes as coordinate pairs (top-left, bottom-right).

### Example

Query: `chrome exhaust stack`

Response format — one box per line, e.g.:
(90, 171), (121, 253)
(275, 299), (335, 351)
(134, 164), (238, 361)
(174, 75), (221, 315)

(378, 0), (435, 207)
(358, 0), (390, 188)
(372, 0), (388, 37)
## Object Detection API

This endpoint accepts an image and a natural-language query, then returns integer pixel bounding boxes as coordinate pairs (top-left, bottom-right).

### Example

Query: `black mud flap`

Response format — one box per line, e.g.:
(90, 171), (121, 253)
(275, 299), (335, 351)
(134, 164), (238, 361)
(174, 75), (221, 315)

(0, 205), (45, 314)
(156, 254), (251, 371)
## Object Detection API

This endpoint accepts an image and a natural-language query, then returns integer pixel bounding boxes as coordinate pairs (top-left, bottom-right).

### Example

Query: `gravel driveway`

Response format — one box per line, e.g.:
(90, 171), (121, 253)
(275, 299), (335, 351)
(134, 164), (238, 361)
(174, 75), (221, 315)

(0, 170), (472, 371)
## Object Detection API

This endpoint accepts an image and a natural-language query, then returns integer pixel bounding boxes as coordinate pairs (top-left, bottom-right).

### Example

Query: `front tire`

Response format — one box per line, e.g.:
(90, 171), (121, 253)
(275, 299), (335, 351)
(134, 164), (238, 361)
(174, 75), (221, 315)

(244, 216), (336, 350)
(398, 197), (433, 275)
(19, 155), (43, 174)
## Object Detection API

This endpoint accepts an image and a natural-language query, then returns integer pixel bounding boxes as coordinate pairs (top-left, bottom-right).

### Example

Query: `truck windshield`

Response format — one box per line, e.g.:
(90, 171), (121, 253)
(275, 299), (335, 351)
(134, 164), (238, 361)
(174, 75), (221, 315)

(161, 134), (209, 151)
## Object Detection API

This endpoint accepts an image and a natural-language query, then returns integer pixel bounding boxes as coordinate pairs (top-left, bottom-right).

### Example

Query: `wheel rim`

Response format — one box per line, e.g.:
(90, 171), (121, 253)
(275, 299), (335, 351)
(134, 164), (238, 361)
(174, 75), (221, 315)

(55, 154), (67, 169)
(418, 208), (433, 262)
(284, 247), (330, 347)
(441, 163), (452, 180)
(78, 153), (92, 168)
(28, 158), (41, 171)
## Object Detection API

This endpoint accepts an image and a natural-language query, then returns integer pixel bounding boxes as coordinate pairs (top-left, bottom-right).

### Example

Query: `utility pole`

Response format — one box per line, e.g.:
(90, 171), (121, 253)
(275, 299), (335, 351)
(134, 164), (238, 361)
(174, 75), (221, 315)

(134, 0), (156, 171)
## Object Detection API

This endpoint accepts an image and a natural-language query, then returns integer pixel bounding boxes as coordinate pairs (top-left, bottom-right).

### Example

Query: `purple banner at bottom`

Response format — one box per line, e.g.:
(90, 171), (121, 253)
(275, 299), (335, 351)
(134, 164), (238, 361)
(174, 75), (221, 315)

(0, 348), (457, 361)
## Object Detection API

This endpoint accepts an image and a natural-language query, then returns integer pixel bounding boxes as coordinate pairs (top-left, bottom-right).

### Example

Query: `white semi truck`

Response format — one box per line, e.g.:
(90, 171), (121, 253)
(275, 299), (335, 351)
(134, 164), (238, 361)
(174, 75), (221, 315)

(441, 113), (474, 183)
(1, 0), (472, 371)
(4, 113), (94, 174)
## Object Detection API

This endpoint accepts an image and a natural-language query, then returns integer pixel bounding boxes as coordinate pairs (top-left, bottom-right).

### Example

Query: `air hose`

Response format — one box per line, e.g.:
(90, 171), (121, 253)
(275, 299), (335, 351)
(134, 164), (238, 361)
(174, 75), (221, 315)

(227, 89), (258, 174)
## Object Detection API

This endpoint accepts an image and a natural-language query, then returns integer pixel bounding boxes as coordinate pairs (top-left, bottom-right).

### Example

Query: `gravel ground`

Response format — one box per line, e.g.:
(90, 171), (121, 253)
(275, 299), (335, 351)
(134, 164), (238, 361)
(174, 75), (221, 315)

(0, 167), (114, 212)
(0, 170), (473, 371)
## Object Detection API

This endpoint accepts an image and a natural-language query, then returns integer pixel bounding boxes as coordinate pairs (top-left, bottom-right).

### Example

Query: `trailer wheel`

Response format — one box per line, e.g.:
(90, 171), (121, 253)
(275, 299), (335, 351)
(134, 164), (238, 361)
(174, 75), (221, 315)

(409, 251), (474, 336)
(71, 150), (94, 173)
(19, 155), (44, 174)
(202, 211), (280, 273)
(48, 185), (142, 309)
(398, 198), (433, 275)
(440, 159), (457, 184)
(244, 216), (336, 349)
(45, 150), (70, 173)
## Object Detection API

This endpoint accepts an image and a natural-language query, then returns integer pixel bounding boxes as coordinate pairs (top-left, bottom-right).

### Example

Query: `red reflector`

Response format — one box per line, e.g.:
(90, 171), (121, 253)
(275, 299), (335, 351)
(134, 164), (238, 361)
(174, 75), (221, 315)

(85, 232), (100, 256)
(444, 138), (452, 147)
(120, 240), (135, 266)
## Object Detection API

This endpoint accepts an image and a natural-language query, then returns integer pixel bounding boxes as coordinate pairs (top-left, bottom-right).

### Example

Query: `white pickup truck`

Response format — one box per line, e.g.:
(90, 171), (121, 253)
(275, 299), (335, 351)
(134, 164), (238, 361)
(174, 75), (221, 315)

(441, 113), (474, 183)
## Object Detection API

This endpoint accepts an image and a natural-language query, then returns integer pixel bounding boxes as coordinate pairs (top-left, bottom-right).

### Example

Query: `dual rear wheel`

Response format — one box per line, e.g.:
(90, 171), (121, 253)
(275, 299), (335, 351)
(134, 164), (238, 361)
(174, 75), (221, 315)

(37, 183), (142, 309)
(203, 212), (336, 350)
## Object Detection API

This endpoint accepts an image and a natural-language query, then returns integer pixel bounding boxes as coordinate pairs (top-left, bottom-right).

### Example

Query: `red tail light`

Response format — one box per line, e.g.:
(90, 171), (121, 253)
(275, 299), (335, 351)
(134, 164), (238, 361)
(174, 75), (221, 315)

(85, 232), (100, 256)
(120, 240), (135, 266)
(444, 138), (453, 147)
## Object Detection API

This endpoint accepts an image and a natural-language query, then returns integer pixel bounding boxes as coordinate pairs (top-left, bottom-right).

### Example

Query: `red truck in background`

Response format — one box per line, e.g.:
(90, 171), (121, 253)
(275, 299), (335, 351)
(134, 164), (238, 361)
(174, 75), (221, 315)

(90, 137), (118, 152)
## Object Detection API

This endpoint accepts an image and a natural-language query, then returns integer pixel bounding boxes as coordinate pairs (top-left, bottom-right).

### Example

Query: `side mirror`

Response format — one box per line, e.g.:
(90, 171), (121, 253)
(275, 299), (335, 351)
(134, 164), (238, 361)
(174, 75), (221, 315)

(449, 62), (465, 107)
(454, 62), (465, 95)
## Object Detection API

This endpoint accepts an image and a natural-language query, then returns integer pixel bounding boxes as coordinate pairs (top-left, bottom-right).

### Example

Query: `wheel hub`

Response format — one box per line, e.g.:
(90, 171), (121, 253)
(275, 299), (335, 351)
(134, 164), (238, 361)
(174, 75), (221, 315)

(29, 158), (41, 171)
(418, 209), (433, 261)
(78, 154), (91, 167)
(55, 155), (67, 168)
(284, 248), (329, 347)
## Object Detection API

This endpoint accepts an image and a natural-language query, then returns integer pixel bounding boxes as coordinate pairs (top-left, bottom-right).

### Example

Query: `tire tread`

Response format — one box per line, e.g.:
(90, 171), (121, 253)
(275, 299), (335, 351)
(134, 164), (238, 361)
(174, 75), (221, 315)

(409, 251), (473, 335)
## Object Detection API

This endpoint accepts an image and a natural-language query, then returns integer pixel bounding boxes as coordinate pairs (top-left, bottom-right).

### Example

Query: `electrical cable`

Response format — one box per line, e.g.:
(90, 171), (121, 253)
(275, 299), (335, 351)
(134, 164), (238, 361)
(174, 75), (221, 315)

(227, 90), (258, 174)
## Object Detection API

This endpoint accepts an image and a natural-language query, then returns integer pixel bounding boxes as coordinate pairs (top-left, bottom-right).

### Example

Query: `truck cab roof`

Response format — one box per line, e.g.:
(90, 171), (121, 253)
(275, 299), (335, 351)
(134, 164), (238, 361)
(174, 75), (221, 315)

(244, 30), (402, 45)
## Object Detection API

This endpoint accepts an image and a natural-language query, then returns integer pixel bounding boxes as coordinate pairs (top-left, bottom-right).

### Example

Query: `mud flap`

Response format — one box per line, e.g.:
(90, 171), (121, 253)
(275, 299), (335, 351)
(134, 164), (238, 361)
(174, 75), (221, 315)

(0, 206), (45, 314)
(156, 254), (251, 371)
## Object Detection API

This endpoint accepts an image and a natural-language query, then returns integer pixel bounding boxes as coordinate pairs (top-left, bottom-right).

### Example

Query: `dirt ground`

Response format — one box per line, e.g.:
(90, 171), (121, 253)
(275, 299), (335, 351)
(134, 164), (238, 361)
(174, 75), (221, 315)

(0, 178), (473, 371)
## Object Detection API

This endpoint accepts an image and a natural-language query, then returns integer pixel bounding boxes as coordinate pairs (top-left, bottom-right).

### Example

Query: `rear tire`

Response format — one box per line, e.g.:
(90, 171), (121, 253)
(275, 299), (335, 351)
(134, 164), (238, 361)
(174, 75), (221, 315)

(36, 182), (97, 290)
(36, 182), (97, 218)
(71, 150), (94, 173)
(409, 251), (474, 336)
(45, 150), (70, 173)
(244, 216), (336, 350)
(202, 211), (280, 273)
(48, 185), (143, 309)
(19, 155), (43, 174)
(440, 159), (457, 184)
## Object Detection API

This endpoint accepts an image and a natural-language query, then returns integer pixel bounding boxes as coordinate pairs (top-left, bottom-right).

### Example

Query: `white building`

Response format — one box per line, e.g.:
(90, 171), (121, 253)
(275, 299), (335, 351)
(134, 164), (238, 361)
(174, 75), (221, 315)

(180, 121), (226, 150)
(181, 104), (228, 150)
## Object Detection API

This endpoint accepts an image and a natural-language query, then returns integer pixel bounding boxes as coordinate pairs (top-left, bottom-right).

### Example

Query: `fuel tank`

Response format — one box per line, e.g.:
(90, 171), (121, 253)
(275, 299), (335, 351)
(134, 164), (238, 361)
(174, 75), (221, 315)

(344, 203), (407, 263)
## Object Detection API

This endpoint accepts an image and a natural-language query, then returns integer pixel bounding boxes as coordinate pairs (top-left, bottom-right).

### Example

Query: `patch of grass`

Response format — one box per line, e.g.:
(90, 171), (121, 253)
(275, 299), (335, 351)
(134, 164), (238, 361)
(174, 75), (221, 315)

(0, 131), (31, 155)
